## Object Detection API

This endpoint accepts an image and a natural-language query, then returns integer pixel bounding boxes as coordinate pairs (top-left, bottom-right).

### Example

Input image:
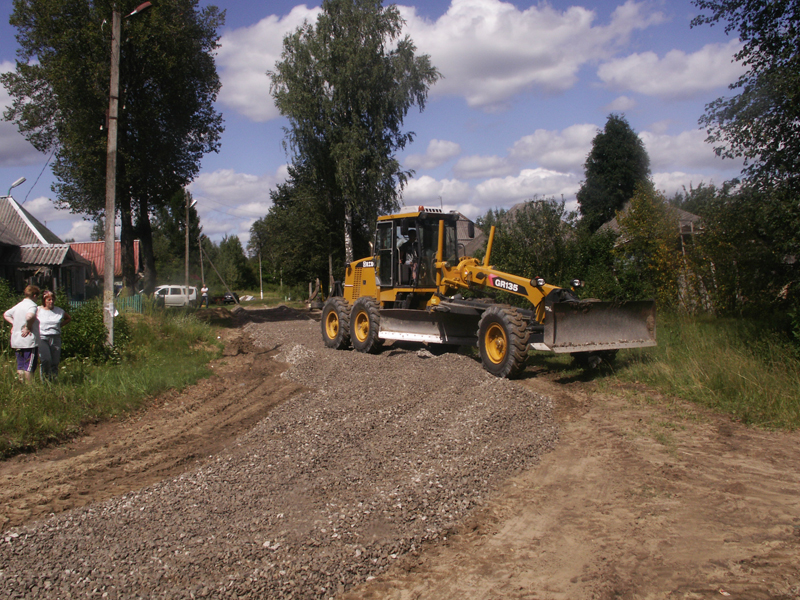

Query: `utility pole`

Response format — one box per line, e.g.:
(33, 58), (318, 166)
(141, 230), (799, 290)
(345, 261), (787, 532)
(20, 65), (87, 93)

(103, 2), (152, 345)
(185, 192), (190, 295)
(199, 237), (205, 286)
(185, 193), (198, 300)
(103, 8), (121, 346)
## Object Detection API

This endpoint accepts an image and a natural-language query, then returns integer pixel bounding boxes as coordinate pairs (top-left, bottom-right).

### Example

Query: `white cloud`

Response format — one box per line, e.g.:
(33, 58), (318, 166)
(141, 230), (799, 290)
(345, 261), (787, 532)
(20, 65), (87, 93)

(648, 119), (672, 135)
(60, 219), (94, 243)
(640, 129), (741, 172)
(454, 154), (514, 179)
(217, 1), (666, 120)
(652, 171), (720, 198)
(597, 39), (745, 99)
(188, 167), (288, 242)
(605, 95), (637, 112)
(474, 168), (580, 209)
(20, 195), (63, 222)
(190, 167), (286, 206)
(509, 124), (597, 174)
(404, 139), (461, 170)
(400, 175), (471, 206)
(401, 0), (664, 110)
(216, 6), (320, 122)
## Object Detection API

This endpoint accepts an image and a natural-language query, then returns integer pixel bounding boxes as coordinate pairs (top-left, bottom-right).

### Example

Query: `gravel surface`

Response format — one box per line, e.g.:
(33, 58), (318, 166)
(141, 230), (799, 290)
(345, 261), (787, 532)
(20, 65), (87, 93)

(0, 315), (558, 599)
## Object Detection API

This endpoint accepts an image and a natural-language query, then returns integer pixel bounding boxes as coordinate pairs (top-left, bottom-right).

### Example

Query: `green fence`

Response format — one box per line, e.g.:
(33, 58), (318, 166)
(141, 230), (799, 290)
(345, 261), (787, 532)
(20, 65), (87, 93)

(69, 294), (143, 314)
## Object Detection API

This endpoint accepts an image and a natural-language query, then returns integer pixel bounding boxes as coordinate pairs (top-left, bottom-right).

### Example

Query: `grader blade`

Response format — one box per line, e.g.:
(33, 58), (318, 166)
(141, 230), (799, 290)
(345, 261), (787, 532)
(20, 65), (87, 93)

(378, 309), (479, 345)
(539, 300), (656, 353)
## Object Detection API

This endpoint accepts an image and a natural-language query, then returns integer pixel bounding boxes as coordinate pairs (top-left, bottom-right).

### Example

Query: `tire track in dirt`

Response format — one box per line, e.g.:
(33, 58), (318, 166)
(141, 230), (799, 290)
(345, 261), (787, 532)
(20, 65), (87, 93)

(0, 318), (304, 532)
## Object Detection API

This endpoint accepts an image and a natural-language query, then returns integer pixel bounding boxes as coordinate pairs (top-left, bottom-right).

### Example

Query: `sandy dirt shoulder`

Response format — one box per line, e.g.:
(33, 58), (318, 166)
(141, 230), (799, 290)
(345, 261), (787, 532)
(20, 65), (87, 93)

(345, 375), (800, 600)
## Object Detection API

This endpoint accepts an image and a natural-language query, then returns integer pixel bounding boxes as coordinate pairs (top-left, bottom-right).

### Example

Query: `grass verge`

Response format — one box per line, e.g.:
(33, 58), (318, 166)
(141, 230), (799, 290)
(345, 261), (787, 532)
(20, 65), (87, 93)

(611, 313), (800, 429)
(0, 309), (221, 458)
(526, 312), (800, 430)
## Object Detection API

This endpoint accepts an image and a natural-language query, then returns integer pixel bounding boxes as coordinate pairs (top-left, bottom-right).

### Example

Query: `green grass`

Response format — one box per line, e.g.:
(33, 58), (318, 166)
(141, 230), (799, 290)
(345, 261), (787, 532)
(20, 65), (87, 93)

(525, 312), (800, 430)
(612, 313), (800, 430)
(0, 310), (222, 458)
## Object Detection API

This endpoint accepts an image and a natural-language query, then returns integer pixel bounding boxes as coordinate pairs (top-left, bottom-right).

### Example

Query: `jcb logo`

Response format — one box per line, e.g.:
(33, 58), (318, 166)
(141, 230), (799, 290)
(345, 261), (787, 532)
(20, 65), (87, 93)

(361, 261), (375, 268)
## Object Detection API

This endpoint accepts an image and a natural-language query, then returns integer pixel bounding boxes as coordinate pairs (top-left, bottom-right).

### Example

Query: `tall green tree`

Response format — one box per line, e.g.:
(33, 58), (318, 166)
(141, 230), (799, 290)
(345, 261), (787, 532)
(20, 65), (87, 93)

(214, 235), (253, 291)
(150, 189), (202, 284)
(576, 114), (651, 232)
(614, 183), (683, 308)
(269, 0), (440, 278)
(250, 175), (332, 288)
(686, 186), (795, 317)
(249, 165), (372, 289)
(1, 0), (225, 294)
(692, 0), (800, 194)
(478, 198), (577, 288)
(692, 0), (800, 274)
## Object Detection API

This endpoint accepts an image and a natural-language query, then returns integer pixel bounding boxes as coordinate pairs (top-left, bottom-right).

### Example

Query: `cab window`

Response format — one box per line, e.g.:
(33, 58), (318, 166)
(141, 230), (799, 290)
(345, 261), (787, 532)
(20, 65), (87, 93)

(375, 221), (394, 286)
(416, 218), (458, 287)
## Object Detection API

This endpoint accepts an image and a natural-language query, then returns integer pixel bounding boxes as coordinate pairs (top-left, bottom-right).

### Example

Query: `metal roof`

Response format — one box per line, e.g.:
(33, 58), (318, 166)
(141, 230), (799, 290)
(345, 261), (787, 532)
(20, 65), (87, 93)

(599, 202), (702, 235)
(69, 240), (141, 278)
(0, 243), (92, 268)
(0, 195), (64, 245)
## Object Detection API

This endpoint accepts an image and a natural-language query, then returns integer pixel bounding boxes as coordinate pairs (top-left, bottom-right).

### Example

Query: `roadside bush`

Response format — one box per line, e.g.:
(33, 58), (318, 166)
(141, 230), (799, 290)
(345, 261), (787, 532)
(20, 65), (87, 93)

(61, 300), (131, 363)
(1, 308), (219, 457)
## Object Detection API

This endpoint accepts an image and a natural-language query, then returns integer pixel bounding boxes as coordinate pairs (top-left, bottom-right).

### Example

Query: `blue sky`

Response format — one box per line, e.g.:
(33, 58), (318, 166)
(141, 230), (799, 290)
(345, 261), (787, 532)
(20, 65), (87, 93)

(1, 0), (745, 246)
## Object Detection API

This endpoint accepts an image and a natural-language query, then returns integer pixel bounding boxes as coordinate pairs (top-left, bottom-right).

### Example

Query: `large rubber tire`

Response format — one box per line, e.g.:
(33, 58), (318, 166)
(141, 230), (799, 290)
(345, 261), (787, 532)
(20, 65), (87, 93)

(350, 297), (384, 354)
(321, 297), (351, 349)
(477, 305), (529, 378)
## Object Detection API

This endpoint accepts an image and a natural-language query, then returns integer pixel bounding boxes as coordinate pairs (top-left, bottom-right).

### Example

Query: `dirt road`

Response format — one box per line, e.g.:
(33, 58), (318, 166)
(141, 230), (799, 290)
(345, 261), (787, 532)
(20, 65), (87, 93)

(2, 306), (799, 599)
(346, 376), (800, 599)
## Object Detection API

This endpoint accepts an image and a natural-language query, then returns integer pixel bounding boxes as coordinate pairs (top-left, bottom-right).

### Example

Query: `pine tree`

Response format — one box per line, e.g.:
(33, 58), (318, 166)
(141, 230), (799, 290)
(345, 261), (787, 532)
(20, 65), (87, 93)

(576, 114), (651, 233)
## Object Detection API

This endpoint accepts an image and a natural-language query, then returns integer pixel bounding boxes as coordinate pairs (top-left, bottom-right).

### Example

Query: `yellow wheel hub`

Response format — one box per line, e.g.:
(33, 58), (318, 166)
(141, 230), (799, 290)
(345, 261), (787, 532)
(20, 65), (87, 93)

(325, 311), (339, 340)
(485, 322), (507, 364)
(354, 311), (370, 343)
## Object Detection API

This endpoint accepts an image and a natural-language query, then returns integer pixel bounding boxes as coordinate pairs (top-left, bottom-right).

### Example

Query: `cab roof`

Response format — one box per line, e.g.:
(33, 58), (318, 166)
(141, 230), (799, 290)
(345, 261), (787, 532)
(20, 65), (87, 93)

(378, 207), (459, 222)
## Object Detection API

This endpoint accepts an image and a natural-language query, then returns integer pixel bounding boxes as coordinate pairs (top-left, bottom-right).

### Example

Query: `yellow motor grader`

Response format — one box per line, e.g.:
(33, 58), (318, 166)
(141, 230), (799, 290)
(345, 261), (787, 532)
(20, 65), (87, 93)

(321, 207), (656, 378)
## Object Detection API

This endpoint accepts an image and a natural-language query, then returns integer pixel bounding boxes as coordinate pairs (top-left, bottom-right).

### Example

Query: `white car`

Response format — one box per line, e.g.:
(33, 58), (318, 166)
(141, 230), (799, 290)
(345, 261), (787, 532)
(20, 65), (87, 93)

(154, 285), (198, 307)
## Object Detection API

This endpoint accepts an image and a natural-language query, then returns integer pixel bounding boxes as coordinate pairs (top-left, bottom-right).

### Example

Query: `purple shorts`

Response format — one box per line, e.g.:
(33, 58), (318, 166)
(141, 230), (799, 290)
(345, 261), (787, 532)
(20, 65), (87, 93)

(15, 347), (38, 372)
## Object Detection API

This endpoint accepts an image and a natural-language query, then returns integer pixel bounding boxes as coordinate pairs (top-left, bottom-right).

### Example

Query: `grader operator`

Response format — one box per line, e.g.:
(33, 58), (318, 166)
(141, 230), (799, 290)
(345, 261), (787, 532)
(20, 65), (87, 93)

(321, 207), (656, 378)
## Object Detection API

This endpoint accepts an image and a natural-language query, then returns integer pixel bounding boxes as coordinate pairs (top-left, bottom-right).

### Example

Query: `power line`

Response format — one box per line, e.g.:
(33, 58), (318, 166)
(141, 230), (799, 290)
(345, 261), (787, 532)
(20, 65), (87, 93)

(22, 146), (57, 205)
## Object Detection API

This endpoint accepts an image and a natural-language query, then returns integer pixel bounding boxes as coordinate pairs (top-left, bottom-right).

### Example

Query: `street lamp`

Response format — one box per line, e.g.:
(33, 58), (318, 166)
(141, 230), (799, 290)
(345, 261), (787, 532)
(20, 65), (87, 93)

(103, 1), (152, 346)
(186, 193), (198, 298)
(6, 176), (26, 197)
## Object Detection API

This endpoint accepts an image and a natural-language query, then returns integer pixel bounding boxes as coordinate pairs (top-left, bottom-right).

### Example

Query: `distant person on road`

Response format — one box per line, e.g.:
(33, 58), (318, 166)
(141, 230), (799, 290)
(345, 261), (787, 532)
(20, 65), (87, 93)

(3, 284), (40, 383)
(201, 284), (209, 308)
(37, 290), (71, 382)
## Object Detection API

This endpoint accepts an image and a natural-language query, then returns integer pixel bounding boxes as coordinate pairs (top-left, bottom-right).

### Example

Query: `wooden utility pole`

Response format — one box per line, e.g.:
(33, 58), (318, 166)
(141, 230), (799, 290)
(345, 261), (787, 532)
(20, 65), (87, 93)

(103, 9), (121, 346)
(185, 192), (190, 295)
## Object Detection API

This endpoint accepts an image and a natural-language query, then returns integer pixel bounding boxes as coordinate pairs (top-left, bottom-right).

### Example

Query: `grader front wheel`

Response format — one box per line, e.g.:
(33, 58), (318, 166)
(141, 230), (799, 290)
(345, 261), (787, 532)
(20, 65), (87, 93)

(477, 305), (529, 378)
(351, 297), (383, 354)
(321, 297), (351, 349)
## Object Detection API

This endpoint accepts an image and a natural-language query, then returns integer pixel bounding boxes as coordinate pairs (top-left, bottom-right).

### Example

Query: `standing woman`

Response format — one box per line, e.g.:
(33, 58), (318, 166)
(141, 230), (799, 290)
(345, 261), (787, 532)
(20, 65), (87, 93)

(3, 284), (40, 383)
(37, 290), (71, 382)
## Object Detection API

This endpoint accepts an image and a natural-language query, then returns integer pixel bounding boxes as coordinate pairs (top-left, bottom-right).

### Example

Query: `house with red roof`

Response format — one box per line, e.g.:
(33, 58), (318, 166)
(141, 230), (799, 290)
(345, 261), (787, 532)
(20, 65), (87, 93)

(0, 195), (92, 299)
